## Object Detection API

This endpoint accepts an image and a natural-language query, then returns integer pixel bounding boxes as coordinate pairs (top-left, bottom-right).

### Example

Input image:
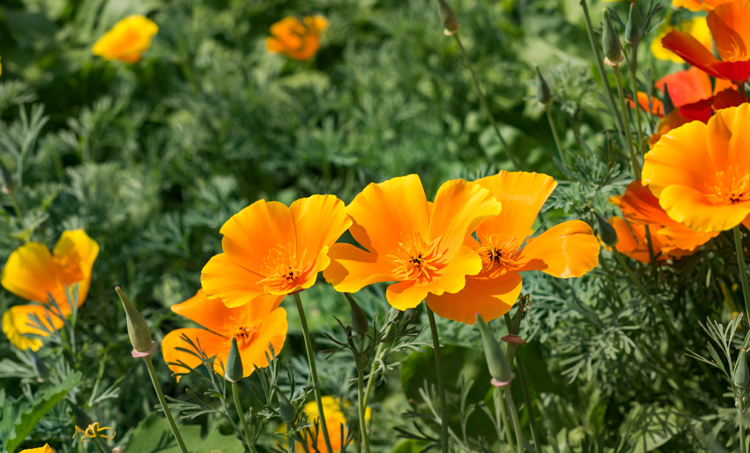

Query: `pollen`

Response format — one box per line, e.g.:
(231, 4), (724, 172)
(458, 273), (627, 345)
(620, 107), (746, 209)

(388, 233), (445, 283)
(705, 166), (750, 206)
(257, 244), (313, 293)
(230, 319), (262, 350)
(477, 234), (523, 278)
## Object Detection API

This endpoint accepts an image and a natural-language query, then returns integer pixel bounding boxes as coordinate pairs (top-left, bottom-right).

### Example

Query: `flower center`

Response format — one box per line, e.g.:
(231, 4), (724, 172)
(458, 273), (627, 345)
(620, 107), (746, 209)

(477, 234), (523, 278)
(231, 319), (262, 350)
(388, 233), (445, 283)
(257, 244), (313, 293)
(705, 166), (750, 205)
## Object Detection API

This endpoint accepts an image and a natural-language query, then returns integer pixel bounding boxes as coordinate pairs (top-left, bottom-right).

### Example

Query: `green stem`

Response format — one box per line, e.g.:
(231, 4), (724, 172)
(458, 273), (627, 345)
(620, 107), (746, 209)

(453, 34), (522, 171)
(740, 407), (747, 453)
(644, 224), (658, 274)
(493, 387), (506, 452)
(545, 104), (565, 165)
(613, 65), (640, 179)
(232, 382), (257, 453)
(498, 387), (515, 452)
(357, 337), (372, 453)
(426, 304), (449, 453)
(629, 44), (644, 152)
(734, 226), (750, 317)
(504, 387), (524, 453)
(293, 293), (334, 453)
(143, 355), (188, 453)
(363, 308), (396, 407)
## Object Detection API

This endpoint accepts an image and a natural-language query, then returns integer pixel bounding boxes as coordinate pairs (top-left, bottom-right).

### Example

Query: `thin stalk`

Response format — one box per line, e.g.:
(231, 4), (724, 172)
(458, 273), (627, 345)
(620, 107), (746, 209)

(545, 104), (565, 164)
(504, 388), (524, 453)
(357, 337), (372, 453)
(363, 308), (396, 407)
(426, 304), (449, 453)
(143, 355), (188, 453)
(293, 293), (334, 453)
(613, 65), (640, 179)
(629, 44), (644, 151)
(453, 34), (522, 171)
(232, 382), (258, 453)
(580, 0), (626, 142)
(740, 407), (747, 453)
(498, 387), (515, 452)
(734, 226), (750, 317)
(493, 387), (506, 452)
(644, 225), (658, 273)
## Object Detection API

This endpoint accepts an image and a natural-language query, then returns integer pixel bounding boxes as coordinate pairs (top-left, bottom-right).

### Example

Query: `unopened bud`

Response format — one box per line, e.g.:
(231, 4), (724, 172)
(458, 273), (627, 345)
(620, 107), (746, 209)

(0, 160), (14, 195)
(602, 10), (624, 65)
(225, 337), (244, 383)
(115, 286), (154, 353)
(345, 293), (369, 334)
(662, 85), (675, 116)
(594, 211), (619, 248)
(276, 386), (296, 423)
(735, 347), (750, 388)
(437, 0), (460, 36)
(625, 3), (639, 44)
(475, 314), (514, 386)
(113, 447), (123, 453)
(535, 65), (552, 106)
(30, 351), (49, 382)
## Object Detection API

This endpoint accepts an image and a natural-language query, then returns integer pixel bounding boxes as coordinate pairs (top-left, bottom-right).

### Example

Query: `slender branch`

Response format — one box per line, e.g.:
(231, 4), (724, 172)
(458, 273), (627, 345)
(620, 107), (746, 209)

(545, 105), (565, 165)
(363, 309), (396, 407)
(426, 304), (449, 453)
(629, 44), (644, 152)
(143, 355), (188, 453)
(357, 337), (372, 453)
(232, 382), (258, 453)
(504, 388), (524, 453)
(613, 65), (640, 179)
(734, 226), (750, 317)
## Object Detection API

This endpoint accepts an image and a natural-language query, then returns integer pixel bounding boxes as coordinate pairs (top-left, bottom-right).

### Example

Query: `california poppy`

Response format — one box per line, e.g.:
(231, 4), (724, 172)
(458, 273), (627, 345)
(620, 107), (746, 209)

(92, 15), (158, 63)
(672, 0), (735, 12)
(607, 217), (668, 263)
(266, 16), (328, 61)
(1, 230), (98, 351)
(202, 195), (351, 307)
(20, 446), (55, 453)
(651, 17), (712, 63)
(324, 175), (502, 312)
(292, 396), (369, 453)
(662, 0), (750, 81)
(162, 290), (287, 380)
(643, 103), (750, 233)
(422, 171), (599, 324)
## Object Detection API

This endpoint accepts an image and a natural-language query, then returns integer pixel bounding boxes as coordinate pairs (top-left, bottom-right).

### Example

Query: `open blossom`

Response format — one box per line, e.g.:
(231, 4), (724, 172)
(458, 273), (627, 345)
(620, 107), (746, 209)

(643, 104), (750, 233)
(92, 15), (158, 63)
(266, 16), (328, 61)
(324, 175), (502, 312)
(651, 17), (711, 63)
(162, 290), (287, 380)
(202, 195), (351, 307)
(20, 445), (55, 453)
(662, 0), (750, 81)
(672, 0), (735, 12)
(1, 230), (98, 351)
(295, 397), (369, 453)
(424, 171), (599, 324)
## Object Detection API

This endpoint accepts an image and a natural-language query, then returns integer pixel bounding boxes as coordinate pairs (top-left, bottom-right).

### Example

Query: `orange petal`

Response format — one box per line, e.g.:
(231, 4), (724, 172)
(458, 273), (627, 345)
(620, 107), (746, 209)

(427, 179), (502, 259)
(238, 307), (288, 376)
(629, 92), (663, 116)
(709, 104), (750, 172)
(609, 218), (662, 263)
(655, 67), (713, 107)
(659, 184), (750, 232)
(618, 180), (676, 227)
(648, 109), (692, 149)
(162, 328), (229, 380)
(53, 229), (99, 305)
(678, 99), (713, 122)
(475, 171), (557, 244)
(1, 243), (59, 303)
(92, 15), (158, 63)
(385, 246), (482, 310)
(290, 195), (352, 274)
(713, 88), (748, 111)
(201, 253), (268, 308)
(662, 30), (724, 79)
(347, 175), (430, 255)
(2, 304), (65, 351)
(707, 0), (750, 63)
(170, 289), (278, 336)
(656, 225), (717, 252)
(323, 243), (396, 293)
(425, 272), (523, 325)
(515, 220), (599, 277)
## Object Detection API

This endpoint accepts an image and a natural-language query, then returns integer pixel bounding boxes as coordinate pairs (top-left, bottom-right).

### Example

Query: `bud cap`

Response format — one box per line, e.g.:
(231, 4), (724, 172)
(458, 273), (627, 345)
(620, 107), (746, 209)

(115, 287), (154, 353)
(276, 387), (296, 423)
(475, 314), (514, 385)
(594, 211), (619, 248)
(437, 0), (461, 35)
(735, 347), (750, 388)
(345, 293), (370, 334)
(225, 337), (244, 383)
(602, 9), (624, 65)
(625, 3), (639, 44)
(535, 65), (553, 106)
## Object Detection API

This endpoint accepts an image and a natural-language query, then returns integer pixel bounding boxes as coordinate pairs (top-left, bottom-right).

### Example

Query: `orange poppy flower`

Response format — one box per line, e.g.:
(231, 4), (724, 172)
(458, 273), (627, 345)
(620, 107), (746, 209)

(651, 17), (712, 63)
(323, 175), (502, 313)
(643, 103), (750, 233)
(607, 217), (667, 263)
(162, 290), (287, 380)
(1, 230), (98, 351)
(672, 0), (735, 12)
(424, 171), (600, 324)
(92, 15), (158, 63)
(20, 445), (55, 453)
(202, 195), (351, 308)
(662, 0), (750, 81)
(266, 16), (328, 61)
(292, 396), (369, 453)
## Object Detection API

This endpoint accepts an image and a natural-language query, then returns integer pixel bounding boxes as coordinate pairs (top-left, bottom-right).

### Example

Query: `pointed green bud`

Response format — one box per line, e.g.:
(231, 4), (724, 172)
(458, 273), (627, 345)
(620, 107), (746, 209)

(0, 160), (14, 195)
(475, 314), (514, 385)
(345, 293), (370, 334)
(625, 3), (639, 44)
(115, 286), (154, 353)
(593, 211), (619, 248)
(75, 407), (94, 429)
(30, 351), (49, 382)
(602, 9), (623, 65)
(225, 337), (244, 383)
(437, 0), (460, 35)
(662, 85), (675, 116)
(736, 347), (750, 388)
(535, 65), (553, 106)
(276, 386), (296, 423)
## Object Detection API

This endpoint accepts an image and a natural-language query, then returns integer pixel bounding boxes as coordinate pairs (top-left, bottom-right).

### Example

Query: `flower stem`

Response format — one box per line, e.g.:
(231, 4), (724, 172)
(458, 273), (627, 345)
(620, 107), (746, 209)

(453, 34), (522, 171)
(545, 104), (565, 165)
(143, 355), (188, 453)
(232, 382), (257, 453)
(734, 226), (750, 317)
(293, 292), (334, 453)
(363, 308), (396, 407)
(629, 44), (644, 152)
(425, 304), (449, 453)
(613, 64), (640, 179)
(504, 388), (524, 453)
(357, 337), (372, 453)
(497, 387), (514, 451)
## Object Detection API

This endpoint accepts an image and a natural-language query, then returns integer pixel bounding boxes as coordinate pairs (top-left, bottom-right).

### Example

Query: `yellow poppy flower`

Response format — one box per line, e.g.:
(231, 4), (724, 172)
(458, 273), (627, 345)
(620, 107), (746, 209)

(20, 444), (54, 453)
(92, 15), (158, 63)
(266, 16), (328, 61)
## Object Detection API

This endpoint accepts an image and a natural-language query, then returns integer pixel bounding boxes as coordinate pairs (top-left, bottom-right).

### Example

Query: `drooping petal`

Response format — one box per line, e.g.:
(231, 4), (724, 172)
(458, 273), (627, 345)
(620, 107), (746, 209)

(617, 180), (678, 227)
(655, 67), (713, 107)
(237, 307), (288, 376)
(346, 175), (430, 255)
(662, 30), (725, 79)
(425, 272), (523, 325)
(201, 253), (268, 308)
(162, 328), (229, 380)
(707, 0), (750, 63)
(2, 305), (66, 351)
(515, 220), (599, 277)
(1, 243), (59, 303)
(427, 179), (502, 259)
(657, 225), (717, 252)
(713, 88), (748, 111)
(678, 99), (712, 122)
(658, 184), (750, 232)
(53, 229), (99, 305)
(290, 195), (352, 274)
(323, 243), (396, 293)
(171, 289), (239, 335)
(652, 18), (712, 63)
(475, 171), (557, 244)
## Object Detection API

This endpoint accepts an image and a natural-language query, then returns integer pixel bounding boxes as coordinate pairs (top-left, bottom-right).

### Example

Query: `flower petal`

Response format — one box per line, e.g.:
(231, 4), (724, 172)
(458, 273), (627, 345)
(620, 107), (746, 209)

(656, 67), (713, 107)
(53, 229), (99, 305)
(238, 307), (288, 376)
(425, 272), (523, 325)
(658, 184), (750, 232)
(323, 243), (395, 293)
(662, 30), (724, 78)
(162, 328), (229, 380)
(713, 88), (748, 111)
(2, 304), (65, 351)
(707, 0), (750, 63)
(515, 220), (599, 277)
(1, 243), (58, 303)
(201, 253), (268, 308)
(609, 217), (659, 263)
(657, 225), (717, 252)
(290, 195), (352, 274)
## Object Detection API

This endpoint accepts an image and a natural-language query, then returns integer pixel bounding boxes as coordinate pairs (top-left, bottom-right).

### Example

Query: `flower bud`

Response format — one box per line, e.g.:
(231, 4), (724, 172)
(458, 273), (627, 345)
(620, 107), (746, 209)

(30, 351), (49, 382)
(736, 347), (750, 388)
(602, 9), (624, 65)
(0, 160), (14, 195)
(345, 293), (369, 334)
(115, 286), (154, 353)
(594, 211), (619, 248)
(276, 386), (296, 423)
(113, 447), (124, 453)
(475, 314), (514, 385)
(437, 0), (460, 36)
(662, 85), (675, 116)
(225, 337), (243, 383)
(535, 65), (552, 106)
(625, 3), (639, 44)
